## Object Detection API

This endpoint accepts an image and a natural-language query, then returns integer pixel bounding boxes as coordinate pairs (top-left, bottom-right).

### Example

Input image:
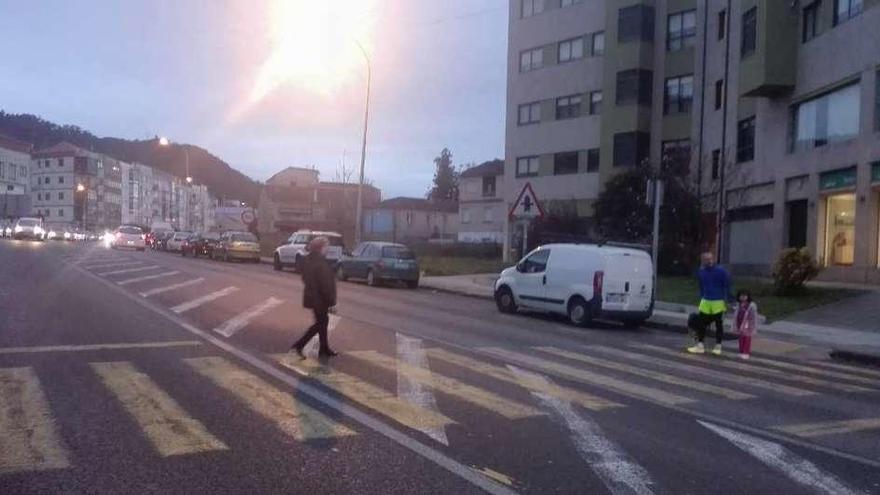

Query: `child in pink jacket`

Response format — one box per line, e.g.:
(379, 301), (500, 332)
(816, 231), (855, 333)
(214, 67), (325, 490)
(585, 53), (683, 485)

(734, 289), (758, 359)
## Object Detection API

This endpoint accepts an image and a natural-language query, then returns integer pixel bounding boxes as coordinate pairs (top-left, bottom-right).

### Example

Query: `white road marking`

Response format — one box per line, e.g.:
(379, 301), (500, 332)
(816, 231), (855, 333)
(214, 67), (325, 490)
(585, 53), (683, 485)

(82, 261), (145, 270)
(117, 271), (180, 286)
(699, 421), (861, 495)
(98, 265), (160, 276)
(0, 341), (201, 354)
(140, 278), (205, 297)
(509, 365), (655, 495)
(396, 334), (449, 446)
(302, 313), (341, 357)
(213, 297), (284, 338)
(171, 287), (239, 314)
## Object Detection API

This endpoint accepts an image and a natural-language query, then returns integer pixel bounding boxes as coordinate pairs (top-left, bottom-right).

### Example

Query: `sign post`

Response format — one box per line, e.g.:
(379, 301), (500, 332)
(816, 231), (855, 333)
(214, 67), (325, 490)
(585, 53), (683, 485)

(509, 182), (545, 259)
(646, 179), (664, 288)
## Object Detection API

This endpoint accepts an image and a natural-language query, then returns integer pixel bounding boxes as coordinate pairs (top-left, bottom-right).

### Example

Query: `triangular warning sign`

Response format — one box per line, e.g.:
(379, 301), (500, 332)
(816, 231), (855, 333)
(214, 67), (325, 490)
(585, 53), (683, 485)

(509, 182), (544, 220)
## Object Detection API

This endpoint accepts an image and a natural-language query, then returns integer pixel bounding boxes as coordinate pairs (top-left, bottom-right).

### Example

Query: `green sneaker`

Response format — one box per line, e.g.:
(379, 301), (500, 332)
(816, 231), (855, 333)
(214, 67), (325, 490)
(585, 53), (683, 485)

(686, 343), (705, 354)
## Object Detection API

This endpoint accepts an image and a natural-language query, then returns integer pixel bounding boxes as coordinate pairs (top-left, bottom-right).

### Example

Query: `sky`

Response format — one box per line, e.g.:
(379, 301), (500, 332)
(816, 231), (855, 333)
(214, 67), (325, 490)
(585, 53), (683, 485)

(0, 0), (508, 198)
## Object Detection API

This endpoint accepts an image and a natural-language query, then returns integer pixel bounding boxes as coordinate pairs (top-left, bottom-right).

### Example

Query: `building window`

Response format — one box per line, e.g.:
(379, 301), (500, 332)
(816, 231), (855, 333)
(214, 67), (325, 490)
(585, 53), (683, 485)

(482, 176), (496, 197)
(875, 70), (880, 131)
(516, 156), (540, 177)
(58, 209), (64, 218)
(44, 176), (50, 184)
(484, 207), (493, 223)
(520, 47), (543, 72)
(718, 10), (727, 40)
(57, 158), (63, 167)
(667, 10), (696, 51)
(618, 4), (655, 43)
(664, 75), (694, 114)
(834, 0), (863, 25)
(37, 193), (41, 201)
(462, 208), (471, 224)
(59, 176), (65, 184)
(587, 148), (600, 172)
(0, 163), (4, 179)
(825, 193), (855, 266)
(711, 149), (721, 180)
(616, 69), (653, 105)
(715, 79), (724, 110)
(553, 152), (579, 175)
(791, 83), (860, 151)
(556, 95), (582, 119)
(44, 160), (50, 168)
(590, 91), (603, 115)
(521, 0), (544, 18)
(741, 7), (757, 57)
(558, 37), (584, 63)
(405, 211), (413, 225)
(661, 139), (691, 173)
(518, 102), (541, 125)
(561, 0), (583, 6)
(737, 117), (756, 162)
(58, 192), (64, 200)
(19, 166), (26, 179)
(613, 132), (650, 167)
(591, 32), (605, 56)
(803, 2), (820, 42)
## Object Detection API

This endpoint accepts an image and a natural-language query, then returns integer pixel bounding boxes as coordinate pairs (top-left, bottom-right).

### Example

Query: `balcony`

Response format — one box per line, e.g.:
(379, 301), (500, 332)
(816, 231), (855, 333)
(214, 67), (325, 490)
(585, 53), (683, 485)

(738, 2), (798, 98)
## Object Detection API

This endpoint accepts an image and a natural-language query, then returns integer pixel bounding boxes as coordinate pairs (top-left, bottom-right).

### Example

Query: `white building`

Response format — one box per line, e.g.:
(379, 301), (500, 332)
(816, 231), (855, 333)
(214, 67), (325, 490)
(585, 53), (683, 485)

(0, 134), (32, 195)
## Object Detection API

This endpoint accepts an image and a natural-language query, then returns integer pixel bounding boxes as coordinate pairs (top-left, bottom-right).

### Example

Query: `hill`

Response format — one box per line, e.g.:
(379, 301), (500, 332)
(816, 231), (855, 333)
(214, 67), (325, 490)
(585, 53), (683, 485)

(0, 111), (261, 204)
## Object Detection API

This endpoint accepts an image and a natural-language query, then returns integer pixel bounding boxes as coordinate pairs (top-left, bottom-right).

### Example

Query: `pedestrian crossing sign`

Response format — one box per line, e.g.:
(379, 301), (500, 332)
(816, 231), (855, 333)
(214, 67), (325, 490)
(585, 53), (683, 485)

(509, 182), (544, 220)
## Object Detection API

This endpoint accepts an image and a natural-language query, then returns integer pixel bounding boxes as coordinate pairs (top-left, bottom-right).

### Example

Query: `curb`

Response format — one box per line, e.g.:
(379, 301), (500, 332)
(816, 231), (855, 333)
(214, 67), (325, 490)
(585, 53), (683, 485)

(419, 285), (494, 301)
(829, 349), (880, 368)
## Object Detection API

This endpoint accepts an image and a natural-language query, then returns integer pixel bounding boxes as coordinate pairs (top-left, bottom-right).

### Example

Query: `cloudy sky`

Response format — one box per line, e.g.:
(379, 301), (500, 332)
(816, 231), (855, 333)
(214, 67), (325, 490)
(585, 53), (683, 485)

(0, 0), (508, 198)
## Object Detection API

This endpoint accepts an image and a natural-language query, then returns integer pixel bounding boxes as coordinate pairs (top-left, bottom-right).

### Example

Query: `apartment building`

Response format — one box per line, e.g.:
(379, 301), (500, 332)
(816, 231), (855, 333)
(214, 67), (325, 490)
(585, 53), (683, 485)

(458, 159), (505, 243)
(120, 162), (216, 232)
(0, 134), (32, 195)
(506, 0), (880, 281)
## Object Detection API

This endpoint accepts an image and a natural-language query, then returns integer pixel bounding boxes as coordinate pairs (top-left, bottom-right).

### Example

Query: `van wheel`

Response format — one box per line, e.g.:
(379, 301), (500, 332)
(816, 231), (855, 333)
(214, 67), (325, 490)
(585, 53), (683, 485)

(273, 254), (283, 271)
(495, 286), (517, 314)
(568, 297), (591, 327)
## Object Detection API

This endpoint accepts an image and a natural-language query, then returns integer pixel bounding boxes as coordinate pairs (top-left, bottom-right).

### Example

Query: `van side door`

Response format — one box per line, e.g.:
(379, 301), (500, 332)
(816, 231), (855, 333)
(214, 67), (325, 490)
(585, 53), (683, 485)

(541, 249), (572, 311)
(514, 248), (552, 309)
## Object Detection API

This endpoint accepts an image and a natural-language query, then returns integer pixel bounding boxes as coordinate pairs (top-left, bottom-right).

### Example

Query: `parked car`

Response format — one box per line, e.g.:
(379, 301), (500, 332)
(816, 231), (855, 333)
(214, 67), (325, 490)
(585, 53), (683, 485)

(147, 229), (171, 250)
(111, 225), (146, 251)
(273, 230), (344, 272)
(494, 243), (654, 328)
(165, 231), (193, 252)
(181, 232), (220, 258)
(156, 231), (175, 251)
(336, 242), (420, 288)
(13, 217), (46, 241)
(212, 231), (261, 262)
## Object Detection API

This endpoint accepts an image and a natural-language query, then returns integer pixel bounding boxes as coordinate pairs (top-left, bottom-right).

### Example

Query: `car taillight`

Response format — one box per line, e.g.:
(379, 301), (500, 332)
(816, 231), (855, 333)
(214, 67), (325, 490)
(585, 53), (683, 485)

(593, 271), (604, 300)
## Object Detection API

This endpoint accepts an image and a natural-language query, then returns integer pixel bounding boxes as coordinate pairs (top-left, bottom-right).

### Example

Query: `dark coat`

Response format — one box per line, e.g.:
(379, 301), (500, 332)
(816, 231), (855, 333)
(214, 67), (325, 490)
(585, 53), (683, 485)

(302, 250), (336, 310)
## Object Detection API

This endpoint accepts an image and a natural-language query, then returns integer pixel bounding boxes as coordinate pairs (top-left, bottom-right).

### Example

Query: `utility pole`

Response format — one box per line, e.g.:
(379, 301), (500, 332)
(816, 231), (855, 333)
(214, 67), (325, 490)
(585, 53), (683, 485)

(353, 41), (371, 246)
(647, 178), (664, 288)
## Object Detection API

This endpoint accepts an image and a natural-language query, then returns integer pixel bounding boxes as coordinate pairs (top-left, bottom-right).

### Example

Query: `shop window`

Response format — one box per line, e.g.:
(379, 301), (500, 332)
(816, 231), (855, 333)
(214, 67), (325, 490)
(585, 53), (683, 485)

(791, 82), (860, 151)
(825, 193), (855, 266)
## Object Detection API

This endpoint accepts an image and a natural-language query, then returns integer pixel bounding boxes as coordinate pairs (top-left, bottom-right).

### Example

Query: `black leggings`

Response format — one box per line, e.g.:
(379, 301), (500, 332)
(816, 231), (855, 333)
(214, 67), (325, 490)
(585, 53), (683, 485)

(292, 308), (330, 352)
(696, 312), (724, 344)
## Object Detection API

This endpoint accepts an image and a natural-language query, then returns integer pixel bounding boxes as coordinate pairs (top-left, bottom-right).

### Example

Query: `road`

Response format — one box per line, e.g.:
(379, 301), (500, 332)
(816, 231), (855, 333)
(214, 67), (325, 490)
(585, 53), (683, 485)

(1, 239), (879, 494)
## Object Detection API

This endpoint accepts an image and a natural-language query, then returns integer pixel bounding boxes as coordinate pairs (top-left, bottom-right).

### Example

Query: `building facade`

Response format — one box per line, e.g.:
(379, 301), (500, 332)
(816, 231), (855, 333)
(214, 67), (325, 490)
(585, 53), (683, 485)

(363, 197), (459, 244)
(458, 159), (506, 243)
(0, 134), (32, 196)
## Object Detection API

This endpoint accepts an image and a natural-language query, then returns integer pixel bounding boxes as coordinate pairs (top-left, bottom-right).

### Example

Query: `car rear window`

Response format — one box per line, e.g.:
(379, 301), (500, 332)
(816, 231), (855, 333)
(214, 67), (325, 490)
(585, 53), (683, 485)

(18, 219), (38, 227)
(231, 233), (257, 242)
(119, 226), (142, 235)
(382, 246), (414, 259)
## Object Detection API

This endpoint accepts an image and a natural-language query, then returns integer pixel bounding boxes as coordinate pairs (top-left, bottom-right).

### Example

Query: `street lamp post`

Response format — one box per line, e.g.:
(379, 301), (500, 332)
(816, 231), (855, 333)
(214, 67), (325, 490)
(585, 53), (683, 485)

(160, 136), (195, 230)
(353, 41), (371, 246)
(76, 183), (87, 233)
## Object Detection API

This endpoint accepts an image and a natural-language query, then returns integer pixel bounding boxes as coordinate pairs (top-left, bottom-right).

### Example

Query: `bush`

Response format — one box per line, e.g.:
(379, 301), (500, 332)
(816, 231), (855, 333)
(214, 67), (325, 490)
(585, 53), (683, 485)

(410, 242), (501, 259)
(772, 248), (820, 295)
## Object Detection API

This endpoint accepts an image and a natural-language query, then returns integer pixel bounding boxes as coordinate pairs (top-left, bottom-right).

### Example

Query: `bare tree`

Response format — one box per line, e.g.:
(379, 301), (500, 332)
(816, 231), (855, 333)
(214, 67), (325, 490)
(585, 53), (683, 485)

(334, 151), (354, 184)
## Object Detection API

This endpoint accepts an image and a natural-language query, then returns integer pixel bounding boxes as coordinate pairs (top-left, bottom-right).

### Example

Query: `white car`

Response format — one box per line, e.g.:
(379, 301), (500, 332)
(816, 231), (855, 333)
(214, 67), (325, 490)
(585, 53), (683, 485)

(165, 231), (193, 252)
(111, 225), (146, 251)
(494, 243), (654, 328)
(273, 230), (344, 272)
(13, 217), (46, 241)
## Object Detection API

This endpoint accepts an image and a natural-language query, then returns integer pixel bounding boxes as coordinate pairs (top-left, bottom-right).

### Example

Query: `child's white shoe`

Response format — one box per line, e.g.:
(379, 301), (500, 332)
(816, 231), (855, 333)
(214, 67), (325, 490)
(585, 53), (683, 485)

(687, 343), (705, 354)
(739, 353), (750, 360)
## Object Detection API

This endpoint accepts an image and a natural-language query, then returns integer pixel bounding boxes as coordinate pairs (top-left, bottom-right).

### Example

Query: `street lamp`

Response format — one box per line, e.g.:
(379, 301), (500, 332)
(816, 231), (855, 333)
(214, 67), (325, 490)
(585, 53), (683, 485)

(353, 40), (371, 246)
(76, 183), (87, 232)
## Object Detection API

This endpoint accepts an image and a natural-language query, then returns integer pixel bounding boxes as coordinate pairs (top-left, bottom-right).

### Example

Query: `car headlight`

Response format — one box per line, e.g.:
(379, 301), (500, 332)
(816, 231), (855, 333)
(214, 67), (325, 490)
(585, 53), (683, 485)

(14, 226), (23, 233)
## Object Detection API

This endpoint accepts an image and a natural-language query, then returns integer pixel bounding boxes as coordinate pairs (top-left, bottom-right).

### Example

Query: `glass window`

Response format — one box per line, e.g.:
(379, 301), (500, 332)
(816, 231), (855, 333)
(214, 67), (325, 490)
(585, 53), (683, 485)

(119, 226), (143, 235)
(613, 132), (651, 167)
(711, 149), (721, 180)
(521, 248), (550, 273)
(825, 193), (856, 266)
(803, 2), (819, 42)
(231, 232), (257, 242)
(519, 48), (543, 72)
(715, 79), (724, 110)
(518, 102), (541, 125)
(661, 139), (691, 173)
(718, 10), (727, 40)
(834, 0), (863, 25)
(558, 37), (584, 63)
(57, 158), (63, 167)
(482, 176), (496, 197)
(59, 176), (65, 184)
(737, 117), (756, 162)
(741, 8), (757, 57)
(590, 91), (603, 115)
(58, 192), (64, 200)
(792, 83), (860, 151)
(664, 75), (694, 114)
(57, 209), (64, 217)
(616, 69), (653, 105)
(561, 0), (583, 6)
(382, 246), (414, 259)
(875, 70), (880, 132)
(587, 148), (600, 172)
(556, 94), (582, 119)
(521, 0), (544, 18)
(618, 4), (655, 43)
(667, 10), (697, 51)
(591, 32), (605, 56)
(553, 152), (579, 175)
(0, 163), (4, 179)
(484, 207), (493, 223)
(462, 208), (471, 224)
(516, 157), (540, 177)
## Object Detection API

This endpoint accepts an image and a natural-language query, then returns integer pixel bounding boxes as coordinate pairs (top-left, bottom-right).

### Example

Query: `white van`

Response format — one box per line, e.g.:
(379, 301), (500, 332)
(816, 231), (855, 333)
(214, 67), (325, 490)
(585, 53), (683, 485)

(494, 243), (654, 328)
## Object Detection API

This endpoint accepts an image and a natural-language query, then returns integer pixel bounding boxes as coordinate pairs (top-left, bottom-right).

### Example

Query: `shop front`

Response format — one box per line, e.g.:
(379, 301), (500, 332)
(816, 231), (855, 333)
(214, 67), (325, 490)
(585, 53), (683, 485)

(819, 167), (857, 268)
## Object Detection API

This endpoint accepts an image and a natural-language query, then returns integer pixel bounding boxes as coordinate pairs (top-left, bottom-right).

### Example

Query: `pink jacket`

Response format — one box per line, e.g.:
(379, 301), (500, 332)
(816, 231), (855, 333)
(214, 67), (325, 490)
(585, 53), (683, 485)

(734, 302), (758, 336)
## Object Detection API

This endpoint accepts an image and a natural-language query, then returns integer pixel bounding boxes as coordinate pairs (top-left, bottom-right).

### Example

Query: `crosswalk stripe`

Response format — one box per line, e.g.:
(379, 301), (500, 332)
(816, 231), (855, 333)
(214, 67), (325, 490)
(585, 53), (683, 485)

(140, 278), (205, 297)
(743, 355), (880, 388)
(537, 347), (754, 401)
(98, 265), (160, 276)
(776, 417), (880, 438)
(396, 335), (449, 445)
(171, 287), (239, 314)
(185, 356), (355, 441)
(83, 261), (146, 270)
(480, 347), (695, 406)
(348, 350), (545, 420)
(0, 341), (201, 355)
(585, 345), (815, 397)
(426, 348), (621, 411)
(808, 360), (880, 379)
(270, 354), (455, 432)
(91, 361), (227, 456)
(213, 297), (285, 338)
(0, 367), (70, 474)
(633, 344), (871, 393)
(117, 271), (180, 286)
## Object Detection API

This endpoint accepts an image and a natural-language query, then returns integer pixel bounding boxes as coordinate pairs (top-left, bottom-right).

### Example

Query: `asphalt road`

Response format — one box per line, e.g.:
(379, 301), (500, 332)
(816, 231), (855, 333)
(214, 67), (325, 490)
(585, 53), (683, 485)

(1, 239), (879, 495)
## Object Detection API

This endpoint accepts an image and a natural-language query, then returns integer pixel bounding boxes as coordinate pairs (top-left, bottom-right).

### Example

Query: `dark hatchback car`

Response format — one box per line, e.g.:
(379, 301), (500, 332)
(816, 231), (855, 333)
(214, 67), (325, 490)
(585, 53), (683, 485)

(336, 242), (420, 288)
(181, 232), (221, 258)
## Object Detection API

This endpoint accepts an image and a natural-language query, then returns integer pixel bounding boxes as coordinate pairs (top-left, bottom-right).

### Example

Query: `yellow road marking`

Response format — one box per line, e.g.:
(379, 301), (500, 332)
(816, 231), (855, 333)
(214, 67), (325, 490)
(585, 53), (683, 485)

(474, 467), (516, 487)
(0, 367), (70, 474)
(0, 341), (201, 355)
(776, 418), (880, 438)
(91, 361), (228, 457)
(809, 360), (880, 379)
(480, 347), (695, 406)
(634, 344), (872, 393)
(426, 348), (622, 411)
(585, 345), (815, 397)
(349, 350), (545, 420)
(270, 354), (455, 431)
(744, 356), (880, 388)
(185, 357), (355, 441)
(537, 347), (754, 400)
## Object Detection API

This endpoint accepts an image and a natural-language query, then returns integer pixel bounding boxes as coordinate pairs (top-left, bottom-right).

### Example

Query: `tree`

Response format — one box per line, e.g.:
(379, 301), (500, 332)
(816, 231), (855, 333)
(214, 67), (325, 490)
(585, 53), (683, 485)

(334, 152), (354, 184)
(427, 148), (459, 201)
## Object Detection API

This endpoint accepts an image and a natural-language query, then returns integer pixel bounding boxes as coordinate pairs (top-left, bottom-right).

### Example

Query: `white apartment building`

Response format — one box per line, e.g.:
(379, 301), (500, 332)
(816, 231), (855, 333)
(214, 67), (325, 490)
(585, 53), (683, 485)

(0, 134), (32, 195)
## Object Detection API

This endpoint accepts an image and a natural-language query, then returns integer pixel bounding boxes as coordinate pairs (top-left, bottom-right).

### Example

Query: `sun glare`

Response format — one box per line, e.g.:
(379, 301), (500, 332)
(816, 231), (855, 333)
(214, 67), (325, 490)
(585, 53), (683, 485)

(251, 0), (377, 102)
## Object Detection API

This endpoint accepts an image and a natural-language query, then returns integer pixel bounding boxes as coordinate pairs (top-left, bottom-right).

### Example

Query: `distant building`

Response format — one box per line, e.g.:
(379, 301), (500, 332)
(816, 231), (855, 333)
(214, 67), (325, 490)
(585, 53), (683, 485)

(363, 197), (459, 244)
(458, 160), (505, 243)
(0, 134), (32, 196)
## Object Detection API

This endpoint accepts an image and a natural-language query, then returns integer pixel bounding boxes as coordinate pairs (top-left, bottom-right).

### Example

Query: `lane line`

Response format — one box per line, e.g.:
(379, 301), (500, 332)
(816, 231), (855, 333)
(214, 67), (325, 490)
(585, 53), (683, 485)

(349, 350), (545, 420)
(0, 341), (201, 355)
(171, 287), (239, 314)
(537, 347), (754, 401)
(396, 334), (449, 445)
(98, 265), (160, 276)
(82, 261), (146, 270)
(808, 360), (880, 379)
(776, 417), (880, 438)
(480, 347), (695, 406)
(140, 278), (205, 297)
(742, 355), (880, 388)
(302, 313), (341, 357)
(427, 347), (621, 411)
(213, 297), (285, 338)
(0, 367), (70, 474)
(186, 356), (355, 441)
(509, 365), (654, 495)
(699, 421), (860, 495)
(91, 361), (228, 456)
(117, 271), (180, 286)
(585, 345), (815, 397)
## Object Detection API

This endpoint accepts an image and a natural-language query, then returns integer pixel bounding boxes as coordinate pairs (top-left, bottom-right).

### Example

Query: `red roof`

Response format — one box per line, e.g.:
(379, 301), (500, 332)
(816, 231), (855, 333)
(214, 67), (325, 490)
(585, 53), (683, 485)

(0, 134), (33, 154)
